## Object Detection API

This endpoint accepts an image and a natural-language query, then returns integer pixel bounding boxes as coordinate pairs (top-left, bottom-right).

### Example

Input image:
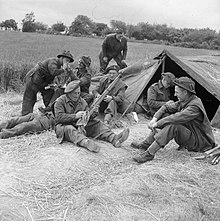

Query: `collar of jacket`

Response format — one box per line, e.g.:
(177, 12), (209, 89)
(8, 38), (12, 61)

(56, 57), (62, 67)
(66, 94), (81, 105)
(179, 94), (196, 109)
(158, 80), (165, 89)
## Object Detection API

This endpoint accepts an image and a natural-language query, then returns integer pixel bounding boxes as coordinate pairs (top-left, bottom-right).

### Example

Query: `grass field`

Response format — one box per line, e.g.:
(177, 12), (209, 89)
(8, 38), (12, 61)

(1, 30), (220, 87)
(0, 31), (220, 221)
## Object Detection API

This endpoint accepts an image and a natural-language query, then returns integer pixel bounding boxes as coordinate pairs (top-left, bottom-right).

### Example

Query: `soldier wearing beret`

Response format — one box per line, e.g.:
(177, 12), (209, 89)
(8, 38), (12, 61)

(0, 112), (55, 139)
(54, 80), (130, 153)
(132, 77), (215, 163)
(22, 50), (74, 116)
(92, 65), (127, 125)
(99, 30), (128, 73)
(147, 72), (176, 116)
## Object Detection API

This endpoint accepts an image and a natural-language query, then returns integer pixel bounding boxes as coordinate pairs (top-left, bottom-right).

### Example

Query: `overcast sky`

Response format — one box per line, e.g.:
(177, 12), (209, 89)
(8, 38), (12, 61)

(0, 0), (220, 31)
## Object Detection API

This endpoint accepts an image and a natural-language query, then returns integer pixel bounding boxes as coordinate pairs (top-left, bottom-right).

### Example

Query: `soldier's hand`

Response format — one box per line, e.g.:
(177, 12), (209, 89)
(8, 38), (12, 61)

(104, 95), (112, 102)
(148, 117), (158, 131)
(103, 57), (108, 62)
(75, 111), (86, 119)
(165, 100), (176, 109)
(121, 59), (126, 64)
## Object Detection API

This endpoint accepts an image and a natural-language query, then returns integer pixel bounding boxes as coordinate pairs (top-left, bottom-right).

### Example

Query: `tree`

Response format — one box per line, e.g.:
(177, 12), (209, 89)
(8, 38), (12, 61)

(126, 24), (137, 38)
(35, 21), (48, 31)
(93, 22), (109, 36)
(138, 22), (156, 40)
(22, 12), (36, 32)
(0, 19), (17, 30)
(110, 20), (126, 33)
(69, 15), (95, 35)
(52, 22), (66, 32)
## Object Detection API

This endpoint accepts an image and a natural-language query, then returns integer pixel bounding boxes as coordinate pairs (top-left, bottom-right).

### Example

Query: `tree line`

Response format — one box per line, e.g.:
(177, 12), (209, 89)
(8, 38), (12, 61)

(1, 12), (220, 50)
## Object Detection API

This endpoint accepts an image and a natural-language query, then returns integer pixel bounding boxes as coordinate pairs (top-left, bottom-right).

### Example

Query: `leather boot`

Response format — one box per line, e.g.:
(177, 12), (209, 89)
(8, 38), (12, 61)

(133, 141), (161, 163)
(131, 132), (155, 150)
(133, 150), (154, 163)
(130, 140), (151, 150)
(112, 127), (130, 148)
(78, 138), (100, 153)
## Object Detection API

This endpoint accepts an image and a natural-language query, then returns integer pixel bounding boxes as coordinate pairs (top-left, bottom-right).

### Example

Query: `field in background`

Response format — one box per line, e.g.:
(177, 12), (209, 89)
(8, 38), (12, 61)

(0, 30), (220, 92)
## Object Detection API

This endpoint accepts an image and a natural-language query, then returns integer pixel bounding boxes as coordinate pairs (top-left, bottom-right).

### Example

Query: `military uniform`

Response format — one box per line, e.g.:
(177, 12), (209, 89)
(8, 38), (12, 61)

(22, 57), (65, 115)
(99, 33), (127, 72)
(132, 77), (215, 163)
(22, 51), (74, 116)
(0, 113), (55, 139)
(54, 94), (124, 146)
(94, 75), (127, 122)
(147, 80), (171, 116)
(150, 95), (215, 152)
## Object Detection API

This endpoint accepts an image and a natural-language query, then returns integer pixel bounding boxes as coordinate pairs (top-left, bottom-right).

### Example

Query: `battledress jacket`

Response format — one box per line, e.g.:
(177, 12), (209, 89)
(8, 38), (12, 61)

(29, 57), (65, 88)
(95, 76), (127, 105)
(147, 80), (171, 116)
(154, 94), (215, 152)
(102, 34), (128, 59)
(54, 95), (88, 142)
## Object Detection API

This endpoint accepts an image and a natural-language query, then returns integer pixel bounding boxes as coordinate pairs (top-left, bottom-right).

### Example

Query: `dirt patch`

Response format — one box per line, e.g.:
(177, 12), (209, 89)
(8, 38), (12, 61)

(0, 93), (220, 221)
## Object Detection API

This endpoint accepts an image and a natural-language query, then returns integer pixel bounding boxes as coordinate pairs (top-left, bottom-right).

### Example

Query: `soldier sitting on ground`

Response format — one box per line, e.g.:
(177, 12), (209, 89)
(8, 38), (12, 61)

(131, 77), (216, 163)
(92, 65), (127, 125)
(54, 80), (130, 153)
(147, 72), (176, 116)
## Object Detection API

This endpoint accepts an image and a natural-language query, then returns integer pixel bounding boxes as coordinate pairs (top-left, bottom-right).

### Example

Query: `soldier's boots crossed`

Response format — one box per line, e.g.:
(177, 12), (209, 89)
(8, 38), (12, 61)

(79, 138), (101, 153)
(78, 127), (130, 153)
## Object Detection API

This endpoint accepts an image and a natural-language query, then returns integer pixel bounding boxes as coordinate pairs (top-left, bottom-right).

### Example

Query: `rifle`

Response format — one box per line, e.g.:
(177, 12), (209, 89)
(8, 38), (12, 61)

(76, 73), (122, 133)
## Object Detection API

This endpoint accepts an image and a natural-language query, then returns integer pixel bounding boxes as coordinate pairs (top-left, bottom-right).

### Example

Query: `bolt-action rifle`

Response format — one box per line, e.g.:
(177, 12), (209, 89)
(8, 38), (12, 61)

(76, 73), (122, 134)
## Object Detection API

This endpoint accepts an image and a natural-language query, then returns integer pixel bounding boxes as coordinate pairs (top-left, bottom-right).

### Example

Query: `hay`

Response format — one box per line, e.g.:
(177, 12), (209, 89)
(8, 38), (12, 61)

(1, 93), (220, 221)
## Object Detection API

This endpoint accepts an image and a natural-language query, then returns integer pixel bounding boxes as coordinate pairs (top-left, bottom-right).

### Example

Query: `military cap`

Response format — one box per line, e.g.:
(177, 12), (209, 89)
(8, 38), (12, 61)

(173, 77), (196, 94)
(105, 65), (120, 74)
(64, 80), (80, 93)
(57, 50), (74, 63)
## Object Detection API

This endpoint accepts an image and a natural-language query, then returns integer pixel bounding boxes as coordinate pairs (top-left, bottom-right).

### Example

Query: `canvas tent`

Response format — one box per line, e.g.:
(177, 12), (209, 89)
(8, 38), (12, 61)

(118, 49), (220, 128)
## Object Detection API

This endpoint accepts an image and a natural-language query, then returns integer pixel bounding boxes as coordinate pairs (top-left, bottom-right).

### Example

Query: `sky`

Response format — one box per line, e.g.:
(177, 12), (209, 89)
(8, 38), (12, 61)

(0, 0), (220, 31)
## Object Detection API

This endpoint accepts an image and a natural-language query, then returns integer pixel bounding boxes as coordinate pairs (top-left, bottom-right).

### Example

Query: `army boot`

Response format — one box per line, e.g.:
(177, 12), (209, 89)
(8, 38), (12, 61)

(133, 141), (161, 163)
(131, 132), (155, 150)
(112, 127), (130, 148)
(78, 138), (100, 153)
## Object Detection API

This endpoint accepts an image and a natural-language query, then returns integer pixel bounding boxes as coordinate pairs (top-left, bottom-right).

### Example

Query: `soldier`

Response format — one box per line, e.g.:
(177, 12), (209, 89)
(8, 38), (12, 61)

(92, 65), (127, 125)
(22, 50), (74, 116)
(54, 80), (130, 153)
(132, 77), (215, 163)
(38, 55), (93, 114)
(147, 72), (176, 116)
(0, 112), (55, 139)
(68, 55), (94, 105)
(99, 30), (127, 73)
